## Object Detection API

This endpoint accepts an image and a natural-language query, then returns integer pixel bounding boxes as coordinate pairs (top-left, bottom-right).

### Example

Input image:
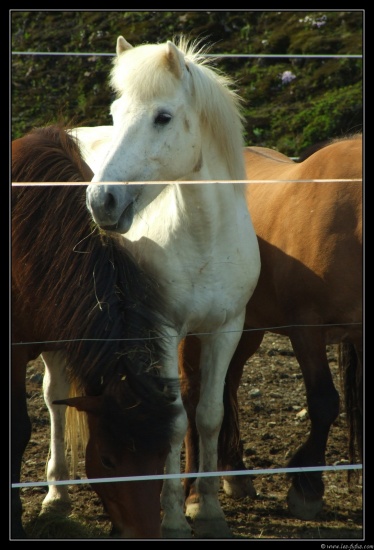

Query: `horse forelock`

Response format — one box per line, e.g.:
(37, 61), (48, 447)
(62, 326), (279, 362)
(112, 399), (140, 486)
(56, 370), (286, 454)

(110, 43), (181, 100)
(110, 36), (246, 180)
(97, 374), (179, 453)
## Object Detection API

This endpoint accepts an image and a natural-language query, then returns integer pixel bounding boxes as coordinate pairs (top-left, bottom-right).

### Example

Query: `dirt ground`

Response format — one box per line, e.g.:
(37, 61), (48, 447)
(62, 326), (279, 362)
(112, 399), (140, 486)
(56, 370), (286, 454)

(16, 333), (364, 541)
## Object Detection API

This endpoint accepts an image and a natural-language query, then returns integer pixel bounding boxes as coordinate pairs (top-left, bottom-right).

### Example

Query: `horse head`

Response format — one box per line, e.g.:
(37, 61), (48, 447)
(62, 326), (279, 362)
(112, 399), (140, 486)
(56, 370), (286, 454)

(86, 35), (245, 234)
(54, 372), (179, 538)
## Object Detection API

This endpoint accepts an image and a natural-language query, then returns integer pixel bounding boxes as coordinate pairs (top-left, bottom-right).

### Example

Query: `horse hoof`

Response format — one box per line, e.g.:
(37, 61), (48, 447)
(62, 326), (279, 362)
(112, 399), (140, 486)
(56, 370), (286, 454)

(287, 486), (323, 520)
(192, 517), (232, 539)
(223, 475), (257, 499)
(40, 500), (72, 515)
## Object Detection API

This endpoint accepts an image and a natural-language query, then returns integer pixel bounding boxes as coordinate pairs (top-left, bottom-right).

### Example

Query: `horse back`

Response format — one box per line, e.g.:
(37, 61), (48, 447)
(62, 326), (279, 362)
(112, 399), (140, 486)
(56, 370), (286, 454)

(243, 136), (362, 338)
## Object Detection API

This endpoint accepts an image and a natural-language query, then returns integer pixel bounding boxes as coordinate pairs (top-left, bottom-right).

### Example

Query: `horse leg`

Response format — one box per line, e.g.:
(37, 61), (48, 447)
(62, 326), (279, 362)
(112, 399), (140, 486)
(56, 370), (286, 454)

(11, 351), (32, 538)
(220, 328), (264, 499)
(185, 317), (246, 539)
(160, 337), (192, 538)
(338, 340), (363, 482)
(181, 330), (263, 505)
(160, 403), (191, 538)
(286, 328), (340, 520)
(179, 335), (202, 500)
(40, 351), (72, 513)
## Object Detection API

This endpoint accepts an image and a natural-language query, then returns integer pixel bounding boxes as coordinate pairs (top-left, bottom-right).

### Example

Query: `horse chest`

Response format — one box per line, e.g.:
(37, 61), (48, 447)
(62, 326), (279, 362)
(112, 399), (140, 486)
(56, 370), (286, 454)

(133, 234), (258, 330)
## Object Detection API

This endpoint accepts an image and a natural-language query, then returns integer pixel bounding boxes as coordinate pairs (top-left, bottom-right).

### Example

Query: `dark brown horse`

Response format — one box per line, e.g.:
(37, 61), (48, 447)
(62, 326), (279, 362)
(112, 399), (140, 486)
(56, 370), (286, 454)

(180, 134), (363, 521)
(11, 125), (179, 539)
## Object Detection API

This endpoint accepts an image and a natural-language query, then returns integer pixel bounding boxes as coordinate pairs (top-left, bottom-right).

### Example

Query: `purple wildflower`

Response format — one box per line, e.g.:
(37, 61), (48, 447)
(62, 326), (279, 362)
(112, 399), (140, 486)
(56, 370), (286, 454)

(280, 71), (296, 85)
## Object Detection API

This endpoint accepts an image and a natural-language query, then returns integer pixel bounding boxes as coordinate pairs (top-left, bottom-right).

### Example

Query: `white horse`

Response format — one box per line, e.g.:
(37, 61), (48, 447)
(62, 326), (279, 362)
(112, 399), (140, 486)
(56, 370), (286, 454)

(81, 36), (260, 539)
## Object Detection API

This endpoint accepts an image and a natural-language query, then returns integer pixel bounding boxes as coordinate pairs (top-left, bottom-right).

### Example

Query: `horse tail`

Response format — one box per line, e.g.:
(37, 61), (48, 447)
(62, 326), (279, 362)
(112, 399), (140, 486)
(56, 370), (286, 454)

(65, 379), (89, 478)
(338, 342), (363, 480)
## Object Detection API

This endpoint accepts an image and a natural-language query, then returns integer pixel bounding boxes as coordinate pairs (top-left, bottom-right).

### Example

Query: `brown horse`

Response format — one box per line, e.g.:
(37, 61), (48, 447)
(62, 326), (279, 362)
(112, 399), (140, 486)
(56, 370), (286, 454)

(11, 125), (179, 539)
(180, 134), (363, 521)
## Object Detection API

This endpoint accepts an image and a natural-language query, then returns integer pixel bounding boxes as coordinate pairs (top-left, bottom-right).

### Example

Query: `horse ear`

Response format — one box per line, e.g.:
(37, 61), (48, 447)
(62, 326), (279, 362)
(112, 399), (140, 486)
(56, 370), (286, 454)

(116, 36), (133, 56)
(166, 41), (185, 79)
(53, 396), (102, 414)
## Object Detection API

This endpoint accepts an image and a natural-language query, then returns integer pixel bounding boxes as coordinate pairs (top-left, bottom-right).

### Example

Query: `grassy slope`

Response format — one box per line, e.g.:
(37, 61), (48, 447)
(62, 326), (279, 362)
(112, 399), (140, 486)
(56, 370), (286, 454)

(11, 10), (363, 156)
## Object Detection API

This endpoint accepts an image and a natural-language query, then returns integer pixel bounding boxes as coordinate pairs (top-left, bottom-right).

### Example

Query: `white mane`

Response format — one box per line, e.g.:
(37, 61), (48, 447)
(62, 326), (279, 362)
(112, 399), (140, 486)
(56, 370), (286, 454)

(110, 36), (246, 180)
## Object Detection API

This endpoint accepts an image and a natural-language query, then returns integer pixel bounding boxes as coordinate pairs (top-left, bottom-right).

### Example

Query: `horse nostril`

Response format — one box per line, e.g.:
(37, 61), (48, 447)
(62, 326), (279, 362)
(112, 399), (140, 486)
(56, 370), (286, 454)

(104, 192), (116, 212)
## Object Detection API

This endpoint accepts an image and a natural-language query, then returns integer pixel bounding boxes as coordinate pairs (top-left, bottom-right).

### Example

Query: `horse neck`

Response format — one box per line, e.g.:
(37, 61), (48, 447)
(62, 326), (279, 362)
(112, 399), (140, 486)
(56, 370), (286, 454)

(179, 135), (246, 208)
(201, 126), (246, 178)
(128, 177), (247, 252)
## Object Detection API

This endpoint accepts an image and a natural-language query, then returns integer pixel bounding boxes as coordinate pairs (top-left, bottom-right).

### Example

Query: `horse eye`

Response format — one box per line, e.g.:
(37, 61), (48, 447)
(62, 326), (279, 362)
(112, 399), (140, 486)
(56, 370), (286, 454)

(154, 112), (172, 126)
(100, 455), (115, 470)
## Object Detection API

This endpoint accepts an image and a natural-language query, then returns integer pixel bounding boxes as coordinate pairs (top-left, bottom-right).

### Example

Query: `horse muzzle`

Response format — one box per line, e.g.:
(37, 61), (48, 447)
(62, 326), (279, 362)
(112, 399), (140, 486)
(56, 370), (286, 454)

(86, 184), (135, 233)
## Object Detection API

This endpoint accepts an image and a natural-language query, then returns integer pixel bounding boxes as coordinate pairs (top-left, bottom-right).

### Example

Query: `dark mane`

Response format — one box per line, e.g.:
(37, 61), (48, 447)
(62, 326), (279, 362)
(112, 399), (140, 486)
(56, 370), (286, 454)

(12, 125), (178, 449)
